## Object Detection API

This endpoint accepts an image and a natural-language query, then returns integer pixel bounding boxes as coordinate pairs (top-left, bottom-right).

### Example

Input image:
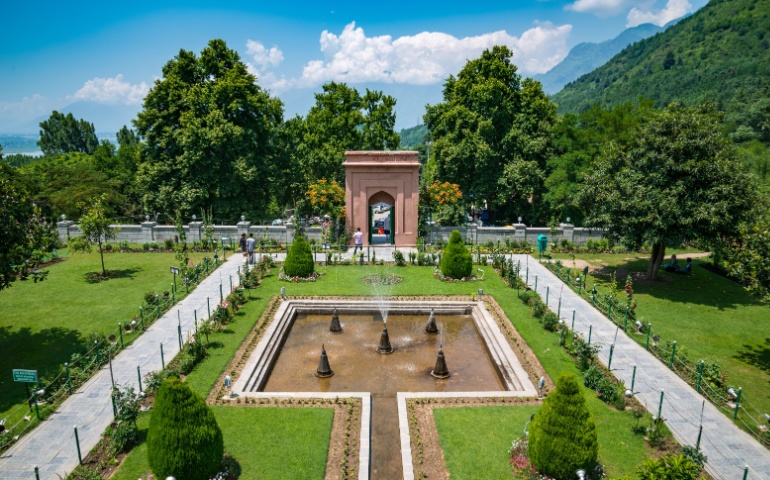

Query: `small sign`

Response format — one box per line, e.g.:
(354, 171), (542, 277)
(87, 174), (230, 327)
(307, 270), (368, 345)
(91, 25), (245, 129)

(13, 369), (38, 383)
(170, 266), (180, 275)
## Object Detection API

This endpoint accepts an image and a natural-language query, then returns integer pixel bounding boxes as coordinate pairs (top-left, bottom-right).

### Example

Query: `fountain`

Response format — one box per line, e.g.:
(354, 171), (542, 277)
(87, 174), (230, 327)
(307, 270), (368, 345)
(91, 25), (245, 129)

(425, 308), (438, 334)
(315, 344), (334, 378)
(330, 308), (342, 332)
(376, 324), (394, 354)
(431, 346), (450, 379)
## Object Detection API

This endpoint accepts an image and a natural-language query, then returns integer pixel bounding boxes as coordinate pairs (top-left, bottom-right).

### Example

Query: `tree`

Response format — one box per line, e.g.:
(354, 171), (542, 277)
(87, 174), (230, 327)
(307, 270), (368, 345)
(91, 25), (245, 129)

(283, 235), (314, 278)
(425, 47), (557, 225)
(147, 378), (223, 480)
(728, 214), (770, 302)
(440, 230), (472, 279)
(37, 111), (98, 156)
(0, 162), (53, 290)
(528, 372), (598, 479)
(135, 39), (284, 221)
(577, 104), (758, 280)
(71, 194), (117, 277)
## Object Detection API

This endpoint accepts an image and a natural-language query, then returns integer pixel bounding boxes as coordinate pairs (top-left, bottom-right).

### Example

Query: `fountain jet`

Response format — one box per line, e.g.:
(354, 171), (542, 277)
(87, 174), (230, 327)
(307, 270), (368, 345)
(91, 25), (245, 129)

(425, 309), (438, 334)
(431, 345), (450, 378)
(315, 344), (334, 378)
(330, 308), (342, 332)
(377, 326), (394, 354)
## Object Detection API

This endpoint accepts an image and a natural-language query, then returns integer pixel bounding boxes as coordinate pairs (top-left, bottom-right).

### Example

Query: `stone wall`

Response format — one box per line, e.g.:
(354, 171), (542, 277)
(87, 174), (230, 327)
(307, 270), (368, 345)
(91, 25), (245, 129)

(57, 221), (604, 247)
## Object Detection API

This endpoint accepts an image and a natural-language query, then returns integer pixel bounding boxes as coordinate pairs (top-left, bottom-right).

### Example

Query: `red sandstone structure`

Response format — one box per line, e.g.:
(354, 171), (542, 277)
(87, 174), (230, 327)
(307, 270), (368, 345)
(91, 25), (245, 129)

(343, 151), (420, 247)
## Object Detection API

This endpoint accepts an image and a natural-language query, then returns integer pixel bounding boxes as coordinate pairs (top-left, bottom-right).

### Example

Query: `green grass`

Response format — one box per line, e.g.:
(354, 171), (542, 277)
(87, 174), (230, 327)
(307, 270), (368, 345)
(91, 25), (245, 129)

(0, 249), (209, 434)
(112, 406), (334, 480)
(549, 252), (770, 426)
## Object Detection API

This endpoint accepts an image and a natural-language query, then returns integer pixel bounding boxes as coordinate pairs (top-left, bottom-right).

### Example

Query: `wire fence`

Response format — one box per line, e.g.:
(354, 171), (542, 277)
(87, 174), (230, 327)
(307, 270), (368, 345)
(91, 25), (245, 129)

(0, 255), (224, 454)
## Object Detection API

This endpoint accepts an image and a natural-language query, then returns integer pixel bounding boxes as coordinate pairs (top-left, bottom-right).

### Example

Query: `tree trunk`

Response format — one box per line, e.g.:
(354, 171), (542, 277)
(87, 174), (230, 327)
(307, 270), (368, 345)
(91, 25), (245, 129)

(646, 242), (666, 280)
(97, 238), (106, 276)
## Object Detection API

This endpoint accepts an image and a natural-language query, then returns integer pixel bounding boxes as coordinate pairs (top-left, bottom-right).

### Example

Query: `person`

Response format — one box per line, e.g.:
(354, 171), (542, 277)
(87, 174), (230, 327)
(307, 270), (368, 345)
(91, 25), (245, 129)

(353, 227), (363, 255)
(663, 254), (680, 272)
(239, 233), (247, 254)
(677, 258), (693, 274)
(246, 233), (255, 264)
(378, 225), (384, 235)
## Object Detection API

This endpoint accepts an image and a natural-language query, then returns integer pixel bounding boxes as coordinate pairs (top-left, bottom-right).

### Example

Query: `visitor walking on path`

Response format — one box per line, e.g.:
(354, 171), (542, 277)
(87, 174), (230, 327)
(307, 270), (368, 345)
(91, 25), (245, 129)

(246, 233), (255, 264)
(353, 227), (363, 254)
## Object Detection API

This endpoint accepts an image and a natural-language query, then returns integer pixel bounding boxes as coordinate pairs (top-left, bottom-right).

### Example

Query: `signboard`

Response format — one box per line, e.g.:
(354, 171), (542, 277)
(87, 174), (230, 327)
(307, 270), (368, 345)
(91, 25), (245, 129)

(170, 266), (180, 275)
(12, 369), (38, 383)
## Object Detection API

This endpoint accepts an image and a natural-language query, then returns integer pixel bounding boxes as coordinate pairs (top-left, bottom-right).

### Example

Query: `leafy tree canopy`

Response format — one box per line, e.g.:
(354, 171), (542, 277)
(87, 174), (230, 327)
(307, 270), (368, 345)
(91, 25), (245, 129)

(37, 110), (98, 156)
(135, 39), (284, 222)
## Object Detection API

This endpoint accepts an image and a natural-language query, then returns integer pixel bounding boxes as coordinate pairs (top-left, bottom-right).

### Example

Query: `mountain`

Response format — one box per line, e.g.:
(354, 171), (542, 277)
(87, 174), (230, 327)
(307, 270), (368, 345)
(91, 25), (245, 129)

(0, 101), (140, 134)
(551, 0), (770, 127)
(399, 124), (428, 149)
(533, 23), (665, 95)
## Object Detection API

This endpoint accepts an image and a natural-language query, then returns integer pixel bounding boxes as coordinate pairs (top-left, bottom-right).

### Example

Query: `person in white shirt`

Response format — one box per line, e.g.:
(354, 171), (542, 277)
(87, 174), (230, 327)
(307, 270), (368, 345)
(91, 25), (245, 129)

(353, 227), (363, 254)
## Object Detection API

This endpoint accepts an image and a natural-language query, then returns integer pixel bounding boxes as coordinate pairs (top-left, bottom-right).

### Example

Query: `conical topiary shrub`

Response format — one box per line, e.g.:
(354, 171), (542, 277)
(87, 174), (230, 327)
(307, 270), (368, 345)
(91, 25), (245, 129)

(147, 378), (224, 480)
(284, 235), (315, 278)
(440, 230), (472, 279)
(528, 372), (598, 479)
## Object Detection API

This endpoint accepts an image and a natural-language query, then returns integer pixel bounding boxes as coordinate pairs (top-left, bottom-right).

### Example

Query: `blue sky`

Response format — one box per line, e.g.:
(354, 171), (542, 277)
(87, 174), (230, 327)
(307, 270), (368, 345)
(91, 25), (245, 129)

(0, 0), (707, 133)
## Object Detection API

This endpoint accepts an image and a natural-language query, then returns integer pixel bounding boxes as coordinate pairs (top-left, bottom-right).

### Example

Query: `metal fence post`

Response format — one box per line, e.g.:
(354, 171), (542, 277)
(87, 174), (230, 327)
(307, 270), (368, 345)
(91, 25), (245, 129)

(118, 323), (124, 349)
(733, 387), (742, 420)
(696, 360), (704, 393)
(623, 307), (629, 332)
(65, 362), (72, 395)
(161, 343), (165, 369)
(571, 310), (575, 331)
(207, 297), (211, 318)
(646, 324), (652, 350)
(669, 341), (677, 369)
(137, 365), (143, 392)
(74, 425), (82, 464)
(608, 344), (614, 371)
(657, 390), (665, 419)
(588, 325), (592, 344)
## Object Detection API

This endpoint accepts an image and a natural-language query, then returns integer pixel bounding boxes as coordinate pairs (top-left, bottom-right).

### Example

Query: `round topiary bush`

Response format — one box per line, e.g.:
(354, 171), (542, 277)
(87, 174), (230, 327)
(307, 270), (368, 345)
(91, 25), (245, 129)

(283, 235), (315, 278)
(440, 230), (472, 279)
(528, 372), (598, 479)
(147, 378), (224, 480)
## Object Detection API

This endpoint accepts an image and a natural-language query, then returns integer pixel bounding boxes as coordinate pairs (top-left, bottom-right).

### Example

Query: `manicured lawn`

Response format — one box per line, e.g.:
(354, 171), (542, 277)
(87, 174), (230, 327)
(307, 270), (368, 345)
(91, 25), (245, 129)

(112, 406), (334, 480)
(0, 250), (209, 432)
(550, 252), (770, 426)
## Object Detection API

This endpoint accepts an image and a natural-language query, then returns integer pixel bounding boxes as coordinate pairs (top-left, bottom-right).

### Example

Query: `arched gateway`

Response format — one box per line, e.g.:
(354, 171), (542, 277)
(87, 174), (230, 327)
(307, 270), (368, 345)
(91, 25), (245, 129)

(343, 151), (420, 247)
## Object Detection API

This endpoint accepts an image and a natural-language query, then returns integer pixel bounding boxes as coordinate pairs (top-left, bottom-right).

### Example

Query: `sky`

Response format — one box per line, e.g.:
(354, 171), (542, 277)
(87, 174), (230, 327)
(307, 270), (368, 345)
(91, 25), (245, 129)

(0, 0), (707, 134)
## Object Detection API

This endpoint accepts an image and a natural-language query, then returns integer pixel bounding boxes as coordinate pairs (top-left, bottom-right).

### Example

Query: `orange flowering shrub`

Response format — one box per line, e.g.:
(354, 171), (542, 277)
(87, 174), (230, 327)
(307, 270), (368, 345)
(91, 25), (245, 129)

(307, 179), (345, 218)
(425, 180), (462, 206)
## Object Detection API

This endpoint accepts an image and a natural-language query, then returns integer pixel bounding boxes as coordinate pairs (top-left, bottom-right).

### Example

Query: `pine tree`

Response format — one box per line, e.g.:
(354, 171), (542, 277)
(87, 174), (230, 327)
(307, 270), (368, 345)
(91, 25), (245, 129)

(528, 373), (598, 479)
(147, 378), (224, 479)
(440, 230), (472, 279)
(283, 235), (315, 278)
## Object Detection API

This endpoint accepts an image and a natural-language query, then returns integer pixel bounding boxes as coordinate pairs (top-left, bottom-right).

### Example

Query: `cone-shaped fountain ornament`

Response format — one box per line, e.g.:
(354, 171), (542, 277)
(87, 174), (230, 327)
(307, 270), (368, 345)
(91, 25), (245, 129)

(431, 345), (450, 378)
(315, 344), (334, 378)
(425, 309), (438, 334)
(377, 325), (394, 354)
(330, 308), (342, 332)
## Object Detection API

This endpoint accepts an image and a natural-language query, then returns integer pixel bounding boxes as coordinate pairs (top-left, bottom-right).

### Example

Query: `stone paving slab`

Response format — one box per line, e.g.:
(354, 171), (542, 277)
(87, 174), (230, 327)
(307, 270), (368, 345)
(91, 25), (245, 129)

(0, 255), (244, 480)
(512, 255), (770, 480)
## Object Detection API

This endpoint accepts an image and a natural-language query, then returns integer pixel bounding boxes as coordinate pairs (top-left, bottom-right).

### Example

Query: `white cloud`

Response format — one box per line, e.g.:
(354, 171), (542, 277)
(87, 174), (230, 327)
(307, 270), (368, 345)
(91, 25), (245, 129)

(71, 74), (148, 105)
(264, 22), (571, 92)
(245, 40), (284, 71)
(565, 0), (637, 17)
(627, 0), (692, 27)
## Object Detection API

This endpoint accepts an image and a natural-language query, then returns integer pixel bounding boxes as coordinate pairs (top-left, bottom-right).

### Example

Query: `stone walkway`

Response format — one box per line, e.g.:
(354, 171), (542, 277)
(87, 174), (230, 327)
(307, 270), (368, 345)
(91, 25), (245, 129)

(0, 255), (245, 480)
(512, 255), (770, 480)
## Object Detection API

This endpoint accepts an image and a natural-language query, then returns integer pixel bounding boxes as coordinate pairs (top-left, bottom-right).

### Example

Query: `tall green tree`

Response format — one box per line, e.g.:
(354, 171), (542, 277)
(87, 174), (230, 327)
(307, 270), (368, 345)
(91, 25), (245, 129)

(135, 39), (284, 221)
(425, 46), (557, 225)
(71, 194), (117, 276)
(577, 104), (758, 280)
(37, 110), (98, 156)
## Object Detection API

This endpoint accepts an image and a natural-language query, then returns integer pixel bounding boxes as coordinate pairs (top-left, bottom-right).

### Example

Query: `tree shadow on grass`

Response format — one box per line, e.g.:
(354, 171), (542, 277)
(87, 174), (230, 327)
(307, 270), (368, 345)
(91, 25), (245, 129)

(588, 258), (760, 310)
(0, 325), (85, 413)
(735, 339), (770, 378)
(207, 341), (225, 350)
(83, 267), (143, 284)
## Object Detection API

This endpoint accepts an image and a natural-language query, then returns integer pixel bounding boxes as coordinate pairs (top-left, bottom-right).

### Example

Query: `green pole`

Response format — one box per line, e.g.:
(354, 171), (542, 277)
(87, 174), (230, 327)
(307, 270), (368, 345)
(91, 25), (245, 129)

(171, 284), (175, 304)
(156, 304), (160, 320)
(733, 387), (742, 420)
(742, 466), (748, 480)
(525, 267), (528, 284)
(534, 276), (538, 291)
(631, 364), (637, 392)
(34, 466), (40, 480)
(314, 245), (317, 263)
(669, 341), (677, 369)
(74, 425), (82, 464)
(657, 390), (665, 420)
(545, 286), (549, 306)
(220, 283), (224, 303)
(229, 275), (233, 293)
(557, 296), (561, 319)
(571, 310), (575, 331)
(696, 425), (703, 451)
(186, 275), (189, 293)
(177, 324), (183, 350)
(623, 307), (629, 332)
(65, 362), (72, 395)
(161, 343), (165, 368)
(33, 390), (41, 420)
(588, 325), (592, 344)
(696, 360), (704, 393)
(207, 297), (211, 318)
(140, 312), (145, 331)
(137, 365), (142, 392)
(95, 339), (100, 367)
(111, 391), (117, 417)
(118, 323), (124, 349)
(646, 324), (652, 351)
(194, 310), (198, 330)
(591, 286), (596, 306)
(607, 298), (612, 321)
(608, 344), (614, 371)
(140, 307), (143, 326)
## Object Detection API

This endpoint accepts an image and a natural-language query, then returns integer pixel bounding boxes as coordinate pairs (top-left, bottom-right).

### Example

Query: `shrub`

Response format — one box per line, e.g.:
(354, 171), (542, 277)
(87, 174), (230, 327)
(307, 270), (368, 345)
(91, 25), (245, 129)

(164, 238), (174, 249)
(583, 366), (604, 390)
(681, 445), (708, 468)
(393, 250), (406, 266)
(531, 299), (547, 319)
(283, 236), (315, 278)
(636, 454), (701, 480)
(542, 311), (559, 331)
(147, 378), (224, 480)
(144, 290), (159, 307)
(440, 230), (472, 279)
(118, 240), (130, 251)
(519, 290), (539, 305)
(528, 373), (598, 479)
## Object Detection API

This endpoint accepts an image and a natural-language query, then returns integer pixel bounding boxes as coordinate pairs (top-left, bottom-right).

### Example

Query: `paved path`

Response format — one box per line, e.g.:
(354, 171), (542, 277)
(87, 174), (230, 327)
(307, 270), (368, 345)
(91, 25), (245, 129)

(0, 255), (245, 480)
(512, 255), (770, 480)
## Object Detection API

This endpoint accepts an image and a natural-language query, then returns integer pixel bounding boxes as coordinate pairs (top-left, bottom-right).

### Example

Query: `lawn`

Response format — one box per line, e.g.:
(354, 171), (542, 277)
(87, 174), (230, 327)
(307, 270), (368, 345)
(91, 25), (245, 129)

(549, 251), (770, 429)
(0, 249), (209, 435)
